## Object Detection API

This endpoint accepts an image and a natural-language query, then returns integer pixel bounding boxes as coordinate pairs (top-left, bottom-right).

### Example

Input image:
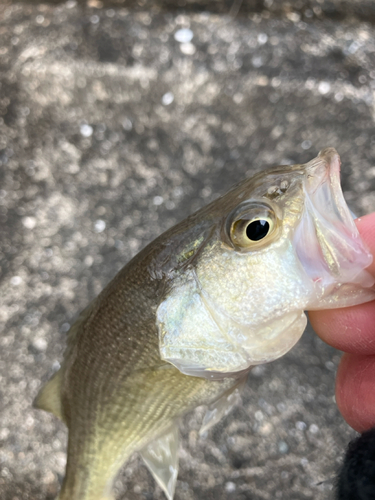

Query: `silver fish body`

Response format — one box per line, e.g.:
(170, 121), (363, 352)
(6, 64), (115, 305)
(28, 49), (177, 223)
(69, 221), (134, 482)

(35, 148), (374, 500)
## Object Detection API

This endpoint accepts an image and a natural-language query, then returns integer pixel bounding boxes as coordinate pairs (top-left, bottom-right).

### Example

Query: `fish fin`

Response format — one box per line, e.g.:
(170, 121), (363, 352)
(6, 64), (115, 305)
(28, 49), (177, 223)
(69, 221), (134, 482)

(34, 304), (97, 423)
(199, 375), (247, 435)
(65, 300), (97, 352)
(140, 423), (179, 500)
(33, 370), (64, 421)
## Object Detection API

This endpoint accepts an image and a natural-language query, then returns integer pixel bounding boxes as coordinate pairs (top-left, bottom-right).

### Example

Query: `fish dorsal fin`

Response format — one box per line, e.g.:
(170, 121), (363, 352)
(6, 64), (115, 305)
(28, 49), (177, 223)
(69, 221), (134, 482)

(65, 300), (97, 351)
(199, 375), (247, 435)
(140, 423), (179, 500)
(33, 369), (64, 422)
(33, 303), (97, 423)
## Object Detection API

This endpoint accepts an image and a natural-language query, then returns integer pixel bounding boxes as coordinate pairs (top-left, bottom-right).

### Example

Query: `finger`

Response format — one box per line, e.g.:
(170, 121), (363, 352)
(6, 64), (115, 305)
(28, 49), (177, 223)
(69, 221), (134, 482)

(336, 353), (375, 432)
(309, 300), (375, 354)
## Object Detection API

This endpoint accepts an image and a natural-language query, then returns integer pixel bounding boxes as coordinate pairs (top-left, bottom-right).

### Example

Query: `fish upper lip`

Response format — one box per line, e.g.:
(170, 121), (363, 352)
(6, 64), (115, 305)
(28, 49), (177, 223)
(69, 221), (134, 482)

(317, 147), (341, 167)
(304, 147), (340, 195)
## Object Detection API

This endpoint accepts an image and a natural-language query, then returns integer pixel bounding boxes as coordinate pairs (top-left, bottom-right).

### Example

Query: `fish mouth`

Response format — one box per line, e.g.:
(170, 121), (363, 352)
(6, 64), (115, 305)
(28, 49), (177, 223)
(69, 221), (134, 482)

(294, 147), (374, 307)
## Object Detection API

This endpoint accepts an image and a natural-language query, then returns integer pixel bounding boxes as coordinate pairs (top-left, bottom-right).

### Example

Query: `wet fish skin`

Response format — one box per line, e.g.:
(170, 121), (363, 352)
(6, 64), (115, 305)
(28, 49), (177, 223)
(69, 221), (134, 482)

(50, 253), (235, 499)
(34, 148), (374, 500)
(37, 209), (239, 500)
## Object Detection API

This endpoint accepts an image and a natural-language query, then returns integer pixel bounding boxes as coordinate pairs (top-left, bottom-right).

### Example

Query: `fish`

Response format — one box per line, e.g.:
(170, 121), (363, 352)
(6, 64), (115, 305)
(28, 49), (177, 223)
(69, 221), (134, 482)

(34, 147), (375, 500)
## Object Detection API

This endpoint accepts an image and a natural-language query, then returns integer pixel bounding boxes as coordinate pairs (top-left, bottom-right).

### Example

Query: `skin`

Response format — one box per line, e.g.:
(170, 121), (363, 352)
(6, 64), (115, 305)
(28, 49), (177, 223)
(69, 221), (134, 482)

(309, 213), (375, 433)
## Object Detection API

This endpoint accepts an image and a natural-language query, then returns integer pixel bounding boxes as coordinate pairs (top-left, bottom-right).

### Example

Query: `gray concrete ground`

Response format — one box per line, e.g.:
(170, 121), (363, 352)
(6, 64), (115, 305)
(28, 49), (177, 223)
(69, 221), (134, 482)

(1, 1), (375, 499)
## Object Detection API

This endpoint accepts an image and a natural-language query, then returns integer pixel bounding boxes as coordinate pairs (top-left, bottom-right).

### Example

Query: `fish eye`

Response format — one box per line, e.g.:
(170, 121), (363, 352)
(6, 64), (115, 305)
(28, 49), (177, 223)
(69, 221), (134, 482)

(227, 202), (279, 250)
(246, 219), (271, 241)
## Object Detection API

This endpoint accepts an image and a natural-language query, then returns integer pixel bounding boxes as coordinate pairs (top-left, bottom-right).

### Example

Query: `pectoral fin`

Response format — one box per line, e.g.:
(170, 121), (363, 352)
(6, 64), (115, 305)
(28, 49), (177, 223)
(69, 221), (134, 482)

(33, 370), (64, 422)
(200, 375), (247, 435)
(140, 423), (179, 500)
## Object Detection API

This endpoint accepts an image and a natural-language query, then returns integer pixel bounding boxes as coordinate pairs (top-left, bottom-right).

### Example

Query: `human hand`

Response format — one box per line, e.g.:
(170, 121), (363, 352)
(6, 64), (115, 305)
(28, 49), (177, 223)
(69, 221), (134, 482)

(309, 213), (375, 433)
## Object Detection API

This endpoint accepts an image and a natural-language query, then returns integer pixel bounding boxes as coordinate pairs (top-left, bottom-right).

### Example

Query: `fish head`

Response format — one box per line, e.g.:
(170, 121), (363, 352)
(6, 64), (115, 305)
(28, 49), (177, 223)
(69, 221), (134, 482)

(156, 148), (374, 379)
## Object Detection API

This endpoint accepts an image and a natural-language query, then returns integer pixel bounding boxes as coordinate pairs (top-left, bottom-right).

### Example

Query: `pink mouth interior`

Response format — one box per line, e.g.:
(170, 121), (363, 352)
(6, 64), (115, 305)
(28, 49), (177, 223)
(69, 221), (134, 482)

(294, 148), (374, 297)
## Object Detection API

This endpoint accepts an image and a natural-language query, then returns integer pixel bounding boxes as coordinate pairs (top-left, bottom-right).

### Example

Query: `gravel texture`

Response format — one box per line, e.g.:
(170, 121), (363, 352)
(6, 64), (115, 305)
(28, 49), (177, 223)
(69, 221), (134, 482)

(1, 1), (375, 499)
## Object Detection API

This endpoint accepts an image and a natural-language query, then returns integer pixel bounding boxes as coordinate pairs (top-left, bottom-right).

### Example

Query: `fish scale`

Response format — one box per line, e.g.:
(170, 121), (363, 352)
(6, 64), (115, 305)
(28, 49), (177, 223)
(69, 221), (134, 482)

(54, 255), (235, 500)
(35, 148), (375, 500)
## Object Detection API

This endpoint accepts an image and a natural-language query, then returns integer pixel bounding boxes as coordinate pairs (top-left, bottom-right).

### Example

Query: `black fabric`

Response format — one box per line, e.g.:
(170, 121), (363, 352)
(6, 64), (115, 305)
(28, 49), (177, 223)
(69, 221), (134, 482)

(337, 428), (375, 500)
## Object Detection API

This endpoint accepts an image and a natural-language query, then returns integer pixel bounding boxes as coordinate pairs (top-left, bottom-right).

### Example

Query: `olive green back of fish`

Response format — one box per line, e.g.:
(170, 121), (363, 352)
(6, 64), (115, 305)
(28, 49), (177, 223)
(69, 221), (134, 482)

(35, 225), (236, 500)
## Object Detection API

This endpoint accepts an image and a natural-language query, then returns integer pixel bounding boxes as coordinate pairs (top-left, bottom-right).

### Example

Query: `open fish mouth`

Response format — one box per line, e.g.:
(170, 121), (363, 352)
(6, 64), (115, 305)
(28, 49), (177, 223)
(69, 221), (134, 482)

(294, 147), (374, 307)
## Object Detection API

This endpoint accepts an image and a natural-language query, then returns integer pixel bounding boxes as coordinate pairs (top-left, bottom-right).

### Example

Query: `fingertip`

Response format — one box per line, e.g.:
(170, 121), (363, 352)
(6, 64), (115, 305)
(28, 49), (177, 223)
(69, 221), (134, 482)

(336, 353), (375, 433)
(308, 309), (336, 346)
(309, 301), (375, 354)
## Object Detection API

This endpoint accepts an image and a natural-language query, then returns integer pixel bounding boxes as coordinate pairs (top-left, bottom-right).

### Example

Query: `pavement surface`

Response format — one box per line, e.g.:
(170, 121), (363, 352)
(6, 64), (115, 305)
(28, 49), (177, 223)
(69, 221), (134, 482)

(1, 1), (375, 499)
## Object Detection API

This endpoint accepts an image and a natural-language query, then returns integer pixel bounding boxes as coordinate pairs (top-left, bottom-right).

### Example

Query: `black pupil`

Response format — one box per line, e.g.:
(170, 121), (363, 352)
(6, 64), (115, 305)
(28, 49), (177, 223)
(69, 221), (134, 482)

(246, 220), (270, 241)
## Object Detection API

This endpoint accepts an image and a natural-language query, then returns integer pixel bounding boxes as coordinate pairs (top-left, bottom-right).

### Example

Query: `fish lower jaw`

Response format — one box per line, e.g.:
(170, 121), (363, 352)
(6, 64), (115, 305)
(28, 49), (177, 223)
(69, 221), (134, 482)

(309, 281), (375, 310)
